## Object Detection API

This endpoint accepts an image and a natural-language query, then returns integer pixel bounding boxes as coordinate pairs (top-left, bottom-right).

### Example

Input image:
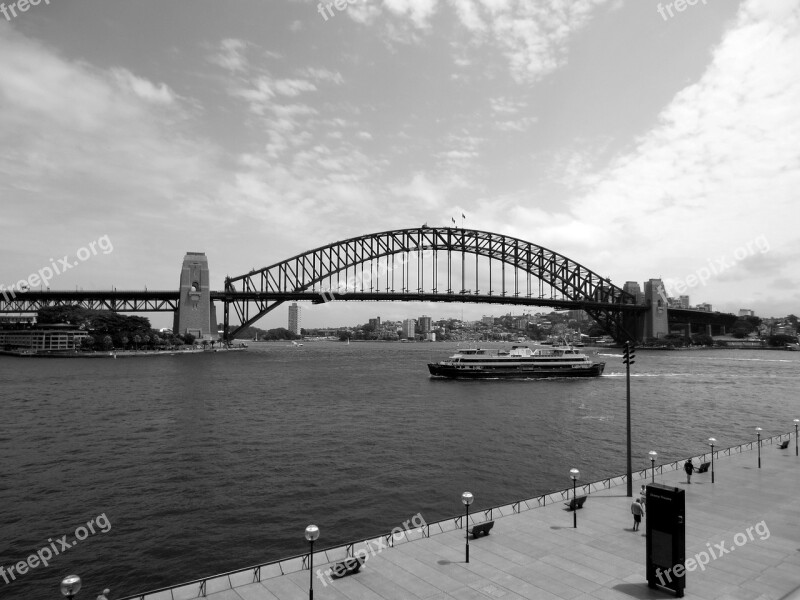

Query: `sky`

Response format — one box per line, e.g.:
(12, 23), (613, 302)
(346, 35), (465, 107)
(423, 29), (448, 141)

(0, 0), (798, 330)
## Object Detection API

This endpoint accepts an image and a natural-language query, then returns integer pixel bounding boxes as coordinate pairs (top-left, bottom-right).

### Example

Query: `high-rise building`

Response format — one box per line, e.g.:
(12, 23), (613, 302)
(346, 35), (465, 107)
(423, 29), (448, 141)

(739, 309), (755, 317)
(368, 317), (381, 330)
(401, 318), (416, 339)
(418, 315), (432, 333)
(679, 295), (690, 308)
(622, 282), (644, 305)
(288, 303), (301, 335)
(644, 279), (669, 340)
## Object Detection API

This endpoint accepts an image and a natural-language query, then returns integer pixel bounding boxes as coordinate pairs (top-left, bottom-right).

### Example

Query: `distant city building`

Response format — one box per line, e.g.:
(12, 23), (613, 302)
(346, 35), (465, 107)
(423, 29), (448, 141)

(0, 327), (89, 352)
(622, 282), (644, 305)
(679, 295), (690, 309)
(696, 303), (712, 312)
(368, 317), (381, 330)
(401, 318), (416, 339)
(482, 315), (494, 326)
(418, 315), (432, 333)
(0, 315), (36, 327)
(567, 309), (590, 322)
(288, 303), (301, 335)
(739, 309), (755, 317)
(644, 279), (669, 340)
(511, 316), (528, 330)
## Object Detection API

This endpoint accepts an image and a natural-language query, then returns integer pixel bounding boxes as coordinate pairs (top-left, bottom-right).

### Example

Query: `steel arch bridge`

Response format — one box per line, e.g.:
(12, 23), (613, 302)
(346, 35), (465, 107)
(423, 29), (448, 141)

(223, 227), (644, 342)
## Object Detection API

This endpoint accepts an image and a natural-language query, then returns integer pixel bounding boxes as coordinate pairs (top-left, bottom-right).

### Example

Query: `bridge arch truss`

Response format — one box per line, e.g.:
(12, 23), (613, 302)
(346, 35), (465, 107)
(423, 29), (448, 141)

(223, 227), (640, 341)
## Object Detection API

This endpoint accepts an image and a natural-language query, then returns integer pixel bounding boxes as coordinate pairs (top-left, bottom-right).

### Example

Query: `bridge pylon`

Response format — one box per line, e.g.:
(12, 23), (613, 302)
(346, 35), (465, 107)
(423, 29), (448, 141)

(174, 252), (218, 340)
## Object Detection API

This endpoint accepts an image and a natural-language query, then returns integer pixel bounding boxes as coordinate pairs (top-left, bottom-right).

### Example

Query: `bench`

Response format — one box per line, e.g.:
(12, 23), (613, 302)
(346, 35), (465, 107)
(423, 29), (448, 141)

(330, 556), (365, 579)
(696, 462), (710, 473)
(564, 496), (587, 511)
(778, 440), (789, 449)
(468, 520), (494, 538)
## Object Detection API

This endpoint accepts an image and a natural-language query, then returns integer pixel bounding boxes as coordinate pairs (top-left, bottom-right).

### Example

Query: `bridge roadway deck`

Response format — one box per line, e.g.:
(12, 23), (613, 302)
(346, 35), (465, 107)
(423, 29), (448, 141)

(136, 443), (799, 600)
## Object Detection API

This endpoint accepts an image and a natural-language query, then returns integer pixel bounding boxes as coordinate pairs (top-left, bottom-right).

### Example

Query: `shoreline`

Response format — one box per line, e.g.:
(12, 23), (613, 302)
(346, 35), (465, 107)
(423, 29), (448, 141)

(0, 346), (247, 358)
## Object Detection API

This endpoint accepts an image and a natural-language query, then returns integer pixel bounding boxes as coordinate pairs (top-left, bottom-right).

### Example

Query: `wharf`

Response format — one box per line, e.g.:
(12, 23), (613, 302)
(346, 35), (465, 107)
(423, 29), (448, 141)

(126, 437), (800, 600)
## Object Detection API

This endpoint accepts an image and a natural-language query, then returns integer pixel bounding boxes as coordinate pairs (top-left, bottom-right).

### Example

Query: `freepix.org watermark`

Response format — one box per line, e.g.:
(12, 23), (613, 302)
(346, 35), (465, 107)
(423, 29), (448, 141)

(0, 0), (49, 21)
(660, 235), (769, 298)
(657, 0), (708, 21)
(1, 514), (111, 585)
(317, 0), (363, 21)
(316, 513), (426, 586)
(0, 235), (114, 301)
(655, 520), (770, 586)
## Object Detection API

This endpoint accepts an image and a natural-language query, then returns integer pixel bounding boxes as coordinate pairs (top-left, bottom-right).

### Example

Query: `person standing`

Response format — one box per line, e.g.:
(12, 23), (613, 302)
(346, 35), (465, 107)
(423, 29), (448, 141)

(639, 484), (647, 506)
(684, 459), (695, 484)
(631, 498), (645, 531)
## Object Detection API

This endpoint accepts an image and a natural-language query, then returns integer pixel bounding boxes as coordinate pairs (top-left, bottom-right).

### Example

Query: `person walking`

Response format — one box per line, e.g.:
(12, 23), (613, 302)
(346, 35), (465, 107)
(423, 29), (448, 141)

(631, 498), (645, 531)
(97, 589), (111, 600)
(639, 484), (647, 506)
(684, 459), (695, 484)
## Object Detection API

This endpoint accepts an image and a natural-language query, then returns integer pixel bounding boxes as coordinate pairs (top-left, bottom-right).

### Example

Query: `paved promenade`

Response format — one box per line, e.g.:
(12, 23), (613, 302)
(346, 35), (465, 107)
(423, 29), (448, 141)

(133, 440), (799, 600)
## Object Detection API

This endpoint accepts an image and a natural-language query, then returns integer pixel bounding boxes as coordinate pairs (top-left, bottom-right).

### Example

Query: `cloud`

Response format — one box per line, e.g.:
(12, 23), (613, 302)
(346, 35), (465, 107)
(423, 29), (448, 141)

(208, 38), (249, 73)
(345, 0), (612, 81)
(0, 26), (223, 265)
(547, 0), (800, 303)
(384, 0), (439, 28)
(112, 69), (178, 105)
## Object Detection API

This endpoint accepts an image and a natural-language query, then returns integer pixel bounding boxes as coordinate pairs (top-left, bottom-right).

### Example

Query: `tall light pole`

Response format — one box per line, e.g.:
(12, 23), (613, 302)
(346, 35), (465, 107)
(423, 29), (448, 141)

(623, 341), (636, 497)
(570, 469), (580, 528)
(305, 525), (320, 600)
(755, 427), (762, 468)
(794, 419), (799, 457)
(60, 575), (81, 600)
(462, 492), (473, 563)
(708, 438), (716, 483)
(648, 450), (657, 483)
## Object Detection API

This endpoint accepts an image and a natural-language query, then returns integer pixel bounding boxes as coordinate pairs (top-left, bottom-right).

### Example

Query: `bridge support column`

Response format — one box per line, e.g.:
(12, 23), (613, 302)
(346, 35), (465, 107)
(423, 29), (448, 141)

(174, 252), (218, 341)
(623, 311), (645, 344)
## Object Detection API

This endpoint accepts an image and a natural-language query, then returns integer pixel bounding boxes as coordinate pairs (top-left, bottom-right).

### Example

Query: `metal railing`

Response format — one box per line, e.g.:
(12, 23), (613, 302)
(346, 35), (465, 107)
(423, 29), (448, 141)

(119, 430), (795, 600)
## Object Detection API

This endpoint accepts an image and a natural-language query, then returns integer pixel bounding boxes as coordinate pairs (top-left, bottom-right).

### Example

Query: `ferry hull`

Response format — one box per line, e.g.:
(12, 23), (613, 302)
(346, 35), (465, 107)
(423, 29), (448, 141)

(427, 362), (605, 379)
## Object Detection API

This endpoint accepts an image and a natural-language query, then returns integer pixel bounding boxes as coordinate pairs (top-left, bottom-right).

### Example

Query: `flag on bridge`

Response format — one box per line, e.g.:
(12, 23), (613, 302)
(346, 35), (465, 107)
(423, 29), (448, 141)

(462, 213), (466, 219)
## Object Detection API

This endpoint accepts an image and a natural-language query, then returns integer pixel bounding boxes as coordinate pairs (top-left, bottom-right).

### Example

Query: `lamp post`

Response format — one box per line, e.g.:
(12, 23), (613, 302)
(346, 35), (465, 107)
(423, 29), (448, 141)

(60, 575), (81, 599)
(708, 438), (716, 483)
(648, 451), (657, 483)
(305, 525), (319, 600)
(570, 469), (580, 528)
(794, 419), (799, 457)
(462, 491), (473, 563)
(623, 341), (636, 497)
(755, 427), (762, 468)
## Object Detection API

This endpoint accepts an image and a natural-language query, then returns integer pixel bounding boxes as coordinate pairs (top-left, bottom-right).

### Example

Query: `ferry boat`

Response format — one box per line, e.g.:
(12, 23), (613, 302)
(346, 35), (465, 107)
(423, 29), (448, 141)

(427, 345), (605, 379)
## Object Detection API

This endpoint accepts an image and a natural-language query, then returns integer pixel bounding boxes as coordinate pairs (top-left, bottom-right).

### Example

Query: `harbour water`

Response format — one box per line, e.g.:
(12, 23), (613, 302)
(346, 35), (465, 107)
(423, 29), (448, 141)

(1, 343), (798, 599)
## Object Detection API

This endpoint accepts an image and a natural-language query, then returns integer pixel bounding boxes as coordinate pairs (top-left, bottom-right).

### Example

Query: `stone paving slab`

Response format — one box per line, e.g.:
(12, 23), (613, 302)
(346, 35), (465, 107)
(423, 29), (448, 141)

(132, 441), (800, 600)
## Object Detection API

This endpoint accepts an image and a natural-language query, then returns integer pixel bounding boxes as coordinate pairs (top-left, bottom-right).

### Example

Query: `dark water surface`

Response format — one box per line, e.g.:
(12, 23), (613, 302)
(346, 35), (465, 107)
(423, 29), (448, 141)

(1, 343), (798, 599)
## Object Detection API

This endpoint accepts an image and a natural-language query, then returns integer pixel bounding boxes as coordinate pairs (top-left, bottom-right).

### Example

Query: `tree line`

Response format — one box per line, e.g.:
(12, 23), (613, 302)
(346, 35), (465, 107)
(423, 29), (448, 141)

(37, 306), (197, 350)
